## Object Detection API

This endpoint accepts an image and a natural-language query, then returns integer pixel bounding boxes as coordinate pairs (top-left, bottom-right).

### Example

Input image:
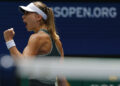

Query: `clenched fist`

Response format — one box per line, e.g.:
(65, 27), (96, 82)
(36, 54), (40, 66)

(3, 28), (15, 42)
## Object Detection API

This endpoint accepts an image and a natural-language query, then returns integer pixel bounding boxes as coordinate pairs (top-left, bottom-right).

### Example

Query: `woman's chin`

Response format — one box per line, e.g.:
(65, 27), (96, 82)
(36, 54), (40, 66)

(27, 29), (31, 31)
(27, 28), (33, 31)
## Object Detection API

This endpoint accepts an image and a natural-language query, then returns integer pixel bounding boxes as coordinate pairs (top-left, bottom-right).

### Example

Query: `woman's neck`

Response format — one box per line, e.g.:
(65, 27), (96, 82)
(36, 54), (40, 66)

(34, 25), (48, 33)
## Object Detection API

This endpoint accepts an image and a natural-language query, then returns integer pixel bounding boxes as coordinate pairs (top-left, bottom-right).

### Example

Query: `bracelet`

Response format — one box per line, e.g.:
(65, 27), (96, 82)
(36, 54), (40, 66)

(6, 40), (16, 49)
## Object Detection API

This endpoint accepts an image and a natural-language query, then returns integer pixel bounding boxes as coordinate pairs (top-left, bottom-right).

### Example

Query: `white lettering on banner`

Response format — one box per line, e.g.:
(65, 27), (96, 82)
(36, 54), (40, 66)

(109, 7), (117, 18)
(69, 7), (76, 17)
(61, 7), (68, 17)
(51, 7), (117, 18)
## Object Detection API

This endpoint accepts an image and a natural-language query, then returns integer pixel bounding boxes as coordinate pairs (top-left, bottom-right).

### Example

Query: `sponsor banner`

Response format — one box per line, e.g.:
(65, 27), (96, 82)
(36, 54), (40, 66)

(0, 2), (120, 55)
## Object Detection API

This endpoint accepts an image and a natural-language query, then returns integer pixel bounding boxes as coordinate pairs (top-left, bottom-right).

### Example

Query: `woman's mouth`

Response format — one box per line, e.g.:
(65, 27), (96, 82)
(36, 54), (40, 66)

(23, 21), (27, 27)
(25, 22), (27, 26)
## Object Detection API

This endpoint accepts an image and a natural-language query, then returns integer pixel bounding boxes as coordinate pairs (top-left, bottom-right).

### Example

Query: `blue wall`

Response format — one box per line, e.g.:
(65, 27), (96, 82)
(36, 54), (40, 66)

(0, 2), (120, 56)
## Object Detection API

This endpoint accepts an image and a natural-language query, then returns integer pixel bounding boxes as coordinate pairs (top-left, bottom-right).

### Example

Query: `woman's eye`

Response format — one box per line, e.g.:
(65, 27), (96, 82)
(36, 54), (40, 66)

(24, 11), (29, 15)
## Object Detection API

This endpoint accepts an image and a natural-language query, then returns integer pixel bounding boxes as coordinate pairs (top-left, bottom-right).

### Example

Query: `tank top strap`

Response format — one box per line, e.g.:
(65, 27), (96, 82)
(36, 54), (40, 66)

(38, 29), (49, 34)
(38, 28), (61, 56)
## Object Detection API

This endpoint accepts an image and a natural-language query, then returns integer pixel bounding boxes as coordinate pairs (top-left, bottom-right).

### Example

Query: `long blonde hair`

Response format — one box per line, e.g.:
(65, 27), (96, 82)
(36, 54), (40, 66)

(33, 1), (59, 41)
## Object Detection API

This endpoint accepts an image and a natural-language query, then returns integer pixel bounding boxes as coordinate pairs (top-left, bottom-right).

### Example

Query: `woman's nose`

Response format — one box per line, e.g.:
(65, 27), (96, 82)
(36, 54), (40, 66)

(22, 15), (25, 19)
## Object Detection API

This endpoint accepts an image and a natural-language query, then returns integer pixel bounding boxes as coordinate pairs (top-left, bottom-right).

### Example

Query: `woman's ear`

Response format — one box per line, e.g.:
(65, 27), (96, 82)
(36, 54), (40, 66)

(36, 14), (42, 21)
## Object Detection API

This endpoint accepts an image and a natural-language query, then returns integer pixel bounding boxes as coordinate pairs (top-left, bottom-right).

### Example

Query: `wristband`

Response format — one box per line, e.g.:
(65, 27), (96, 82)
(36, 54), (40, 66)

(6, 40), (16, 49)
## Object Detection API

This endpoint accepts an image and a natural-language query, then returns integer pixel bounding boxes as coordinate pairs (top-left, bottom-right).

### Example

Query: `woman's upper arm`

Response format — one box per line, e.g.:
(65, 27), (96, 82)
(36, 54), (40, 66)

(23, 35), (46, 56)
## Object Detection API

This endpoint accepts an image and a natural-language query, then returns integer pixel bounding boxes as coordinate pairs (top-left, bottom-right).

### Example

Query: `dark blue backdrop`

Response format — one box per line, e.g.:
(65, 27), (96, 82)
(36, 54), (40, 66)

(0, 2), (120, 56)
(0, 2), (120, 86)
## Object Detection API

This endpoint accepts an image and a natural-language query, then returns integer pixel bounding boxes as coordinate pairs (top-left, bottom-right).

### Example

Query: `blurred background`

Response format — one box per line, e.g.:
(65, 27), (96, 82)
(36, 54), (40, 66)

(0, 0), (120, 86)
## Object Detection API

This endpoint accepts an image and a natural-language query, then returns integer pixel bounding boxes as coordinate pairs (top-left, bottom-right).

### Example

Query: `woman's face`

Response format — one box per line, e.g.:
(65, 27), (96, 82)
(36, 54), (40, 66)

(22, 11), (41, 31)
